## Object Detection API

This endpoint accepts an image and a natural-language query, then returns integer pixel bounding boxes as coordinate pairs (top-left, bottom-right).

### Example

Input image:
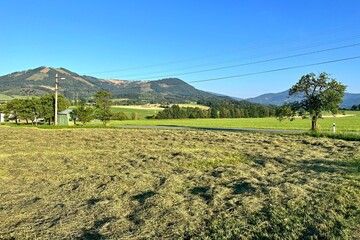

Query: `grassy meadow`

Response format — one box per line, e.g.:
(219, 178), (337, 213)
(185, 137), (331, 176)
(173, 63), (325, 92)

(0, 94), (29, 101)
(0, 127), (359, 239)
(0, 94), (13, 101)
(111, 105), (163, 120)
(104, 111), (360, 132)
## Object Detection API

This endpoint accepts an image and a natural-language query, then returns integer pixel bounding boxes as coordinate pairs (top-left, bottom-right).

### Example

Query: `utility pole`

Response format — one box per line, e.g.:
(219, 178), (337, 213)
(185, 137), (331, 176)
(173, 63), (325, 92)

(55, 74), (59, 126)
(54, 74), (65, 126)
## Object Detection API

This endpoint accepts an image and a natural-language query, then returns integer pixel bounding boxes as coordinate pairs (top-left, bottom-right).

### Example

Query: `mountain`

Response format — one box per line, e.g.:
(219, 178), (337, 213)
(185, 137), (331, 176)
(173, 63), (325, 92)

(246, 90), (360, 108)
(0, 67), (225, 103)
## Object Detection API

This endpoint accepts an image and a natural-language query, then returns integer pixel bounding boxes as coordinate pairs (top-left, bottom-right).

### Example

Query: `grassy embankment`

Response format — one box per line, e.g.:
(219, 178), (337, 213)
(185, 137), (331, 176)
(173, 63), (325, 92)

(0, 127), (359, 239)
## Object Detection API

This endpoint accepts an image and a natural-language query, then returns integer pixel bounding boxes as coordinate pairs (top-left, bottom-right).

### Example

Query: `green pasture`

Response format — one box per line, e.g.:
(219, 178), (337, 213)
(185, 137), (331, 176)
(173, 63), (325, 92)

(0, 94), (13, 101)
(0, 94), (31, 101)
(111, 106), (162, 119)
(105, 111), (360, 132)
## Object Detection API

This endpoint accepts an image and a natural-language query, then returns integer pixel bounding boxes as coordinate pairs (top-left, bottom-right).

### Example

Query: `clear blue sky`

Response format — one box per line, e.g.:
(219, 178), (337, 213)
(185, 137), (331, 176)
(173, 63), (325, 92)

(1, 0), (360, 98)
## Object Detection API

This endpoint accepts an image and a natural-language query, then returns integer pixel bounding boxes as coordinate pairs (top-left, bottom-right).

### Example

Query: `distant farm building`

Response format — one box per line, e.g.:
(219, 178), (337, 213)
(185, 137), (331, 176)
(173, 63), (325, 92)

(57, 109), (74, 126)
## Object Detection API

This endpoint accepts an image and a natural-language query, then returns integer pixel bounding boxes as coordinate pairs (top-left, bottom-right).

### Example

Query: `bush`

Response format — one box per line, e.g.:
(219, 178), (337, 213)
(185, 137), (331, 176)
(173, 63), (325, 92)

(112, 112), (128, 120)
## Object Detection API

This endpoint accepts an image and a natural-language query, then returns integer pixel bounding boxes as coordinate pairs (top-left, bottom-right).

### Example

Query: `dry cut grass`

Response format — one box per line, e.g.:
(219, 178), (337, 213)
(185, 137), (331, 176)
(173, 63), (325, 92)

(0, 127), (359, 239)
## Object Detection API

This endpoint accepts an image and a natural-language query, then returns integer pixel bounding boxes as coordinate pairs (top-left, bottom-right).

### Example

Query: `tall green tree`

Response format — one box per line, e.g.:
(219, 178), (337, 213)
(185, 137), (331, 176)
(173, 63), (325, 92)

(276, 72), (346, 131)
(38, 94), (69, 125)
(73, 99), (94, 125)
(93, 90), (112, 126)
(5, 99), (23, 124)
(18, 98), (39, 124)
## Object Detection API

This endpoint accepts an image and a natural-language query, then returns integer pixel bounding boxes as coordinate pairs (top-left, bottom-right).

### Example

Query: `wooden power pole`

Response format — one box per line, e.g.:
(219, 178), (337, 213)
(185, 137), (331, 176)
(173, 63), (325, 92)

(55, 74), (59, 126)
(54, 74), (65, 126)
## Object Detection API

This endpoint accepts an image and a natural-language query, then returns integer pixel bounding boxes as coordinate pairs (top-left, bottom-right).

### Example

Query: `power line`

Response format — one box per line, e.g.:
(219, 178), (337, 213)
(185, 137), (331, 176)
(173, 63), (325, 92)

(189, 56), (360, 84)
(121, 43), (360, 81)
(85, 25), (360, 76)
(109, 35), (360, 79)
(83, 55), (360, 92)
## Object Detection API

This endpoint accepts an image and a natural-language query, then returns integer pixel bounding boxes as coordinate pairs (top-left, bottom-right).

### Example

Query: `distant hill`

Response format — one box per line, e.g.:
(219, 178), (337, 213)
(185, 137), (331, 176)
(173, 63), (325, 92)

(246, 90), (360, 108)
(0, 67), (225, 103)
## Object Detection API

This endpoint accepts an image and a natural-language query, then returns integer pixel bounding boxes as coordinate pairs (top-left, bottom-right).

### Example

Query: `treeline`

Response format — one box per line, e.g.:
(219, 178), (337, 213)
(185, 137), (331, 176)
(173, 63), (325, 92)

(350, 104), (360, 110)
(156, 105), (209, 119)
(155, 100), (276, 119)
(203, 99), (276, 118)
(1, 94), (69, 124)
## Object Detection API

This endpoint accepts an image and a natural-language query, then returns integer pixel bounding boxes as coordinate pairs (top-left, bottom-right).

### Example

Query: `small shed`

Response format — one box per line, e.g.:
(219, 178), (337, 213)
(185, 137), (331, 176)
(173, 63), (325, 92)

(57, 109), (74, 126)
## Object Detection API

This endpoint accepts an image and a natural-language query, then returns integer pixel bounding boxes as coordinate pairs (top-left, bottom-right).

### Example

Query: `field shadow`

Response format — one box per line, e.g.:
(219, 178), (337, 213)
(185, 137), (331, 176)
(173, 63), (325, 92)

(232, 182), (256, 195)
(296, 159), (359, 174)
(156, 125), (306, 133)
(132, 191), (157, 204)
(79, 217), (115, 240)
(190, 186), (212, 202)
(79, 229), (105, 240)
(87, 198), (103, 207)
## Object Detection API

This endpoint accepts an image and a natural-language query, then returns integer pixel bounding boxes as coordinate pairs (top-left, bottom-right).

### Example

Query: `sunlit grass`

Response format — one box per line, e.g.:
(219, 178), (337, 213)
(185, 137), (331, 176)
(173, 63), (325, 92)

(0, 127), (359, 239)
(111, 106), (161, 119)
(106, 111), (360, 132)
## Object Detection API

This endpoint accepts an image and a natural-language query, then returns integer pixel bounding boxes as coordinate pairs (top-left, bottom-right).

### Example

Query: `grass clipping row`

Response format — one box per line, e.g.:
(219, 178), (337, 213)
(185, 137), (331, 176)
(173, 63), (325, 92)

(0, 127), (359, 239)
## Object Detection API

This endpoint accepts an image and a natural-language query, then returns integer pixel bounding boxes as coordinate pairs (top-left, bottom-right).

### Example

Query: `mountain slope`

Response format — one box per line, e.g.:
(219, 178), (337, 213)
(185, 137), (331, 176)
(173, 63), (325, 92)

(0, 67), (98, 98)
(0, 67), (224, 102)
(246, 90), (360, 108)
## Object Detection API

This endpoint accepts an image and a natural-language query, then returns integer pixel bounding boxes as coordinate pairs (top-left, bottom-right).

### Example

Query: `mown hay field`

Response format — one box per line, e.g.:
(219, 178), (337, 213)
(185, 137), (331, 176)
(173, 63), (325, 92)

(0, 127), (359, 239)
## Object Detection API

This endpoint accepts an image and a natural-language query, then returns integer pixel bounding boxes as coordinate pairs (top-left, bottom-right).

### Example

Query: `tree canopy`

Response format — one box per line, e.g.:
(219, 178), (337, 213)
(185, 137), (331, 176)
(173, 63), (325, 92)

(4, 94), (69, 125)
(276, 72), (346, 131)
(73, 99), (94, 125)
(93, 90), (112, 126)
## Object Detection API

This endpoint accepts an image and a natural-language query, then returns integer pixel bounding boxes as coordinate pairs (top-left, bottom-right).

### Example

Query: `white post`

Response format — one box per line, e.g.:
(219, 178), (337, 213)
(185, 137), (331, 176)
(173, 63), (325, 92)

(333, 123), (336, 133)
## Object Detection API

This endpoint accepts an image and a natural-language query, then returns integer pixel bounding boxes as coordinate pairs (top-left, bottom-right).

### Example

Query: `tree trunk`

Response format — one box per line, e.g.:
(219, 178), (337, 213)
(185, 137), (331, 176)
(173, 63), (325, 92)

(311, 115), (317, 131)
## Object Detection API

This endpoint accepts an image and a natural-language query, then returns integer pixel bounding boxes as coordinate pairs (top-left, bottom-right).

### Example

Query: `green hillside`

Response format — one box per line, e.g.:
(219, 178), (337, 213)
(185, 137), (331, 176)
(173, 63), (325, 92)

(0, 67), (224, 103)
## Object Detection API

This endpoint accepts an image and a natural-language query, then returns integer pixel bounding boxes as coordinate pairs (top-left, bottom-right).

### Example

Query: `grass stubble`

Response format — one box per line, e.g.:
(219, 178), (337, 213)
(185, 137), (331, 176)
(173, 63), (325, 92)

(0, 127), (359, 239)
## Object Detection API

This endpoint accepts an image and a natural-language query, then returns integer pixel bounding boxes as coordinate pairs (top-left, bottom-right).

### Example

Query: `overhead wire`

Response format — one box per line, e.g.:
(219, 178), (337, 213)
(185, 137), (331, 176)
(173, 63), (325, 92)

(119, 42), (360, 81)
(59, 55), (360, 100)
(70, 55), (360, 93)
(111, 35), (360, 79)
(84, 24), (360, 76)
(189, 56), (360, 83)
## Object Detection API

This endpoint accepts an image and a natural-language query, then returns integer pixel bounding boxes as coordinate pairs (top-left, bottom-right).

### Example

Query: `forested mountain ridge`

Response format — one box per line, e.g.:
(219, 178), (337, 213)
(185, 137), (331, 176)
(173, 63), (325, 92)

(0, 66), (225, 103)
